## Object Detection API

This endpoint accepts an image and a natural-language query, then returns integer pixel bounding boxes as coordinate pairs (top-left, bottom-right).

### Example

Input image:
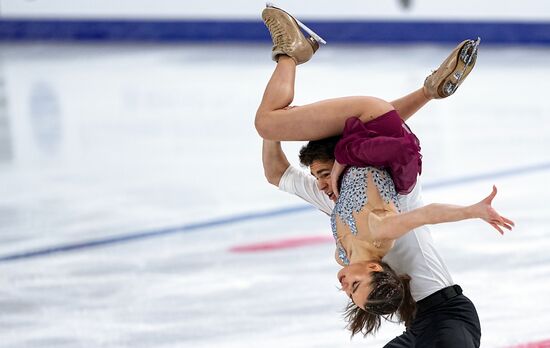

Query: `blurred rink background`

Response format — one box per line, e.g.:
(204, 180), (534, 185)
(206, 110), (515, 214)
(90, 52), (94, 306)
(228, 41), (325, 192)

(1, 1), (550, 347)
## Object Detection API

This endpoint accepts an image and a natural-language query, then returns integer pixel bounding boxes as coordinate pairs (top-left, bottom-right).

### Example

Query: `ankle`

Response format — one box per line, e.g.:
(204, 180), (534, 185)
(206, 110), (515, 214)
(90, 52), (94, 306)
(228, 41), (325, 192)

(277, 54), (297, 65)
(421, 86), (433, 101)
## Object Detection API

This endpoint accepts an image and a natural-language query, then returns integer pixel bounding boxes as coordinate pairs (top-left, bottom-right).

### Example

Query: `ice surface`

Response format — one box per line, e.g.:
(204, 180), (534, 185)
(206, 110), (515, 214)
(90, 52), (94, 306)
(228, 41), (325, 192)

(0, 43), (549, 347)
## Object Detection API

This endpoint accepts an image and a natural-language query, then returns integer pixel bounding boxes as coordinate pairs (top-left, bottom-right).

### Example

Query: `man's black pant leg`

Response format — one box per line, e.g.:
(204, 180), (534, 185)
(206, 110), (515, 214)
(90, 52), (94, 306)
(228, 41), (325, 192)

(384, 331), (415, 348)
(415, 294), (481, 348)
(383, 288), (481, 348)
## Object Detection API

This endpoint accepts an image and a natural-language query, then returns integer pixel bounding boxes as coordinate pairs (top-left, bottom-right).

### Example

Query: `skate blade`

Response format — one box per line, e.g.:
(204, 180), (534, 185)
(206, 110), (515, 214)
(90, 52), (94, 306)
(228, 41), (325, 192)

(447, 37), (481, 95)
(443, 81), (456, 96)
(265, 2), (327, 45)
(460, 37), (481, 65)
(469, 37), (481, 58)
(293, 17), (327, 45)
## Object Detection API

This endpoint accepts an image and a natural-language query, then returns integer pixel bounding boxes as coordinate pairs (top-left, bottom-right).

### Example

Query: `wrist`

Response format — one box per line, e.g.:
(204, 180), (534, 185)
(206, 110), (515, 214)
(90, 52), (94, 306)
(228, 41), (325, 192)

(464, 204), (478, 219)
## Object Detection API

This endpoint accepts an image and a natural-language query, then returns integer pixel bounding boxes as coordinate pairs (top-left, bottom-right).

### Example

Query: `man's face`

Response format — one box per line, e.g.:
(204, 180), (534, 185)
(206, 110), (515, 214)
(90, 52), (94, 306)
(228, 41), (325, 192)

(309, 159), (336, 202)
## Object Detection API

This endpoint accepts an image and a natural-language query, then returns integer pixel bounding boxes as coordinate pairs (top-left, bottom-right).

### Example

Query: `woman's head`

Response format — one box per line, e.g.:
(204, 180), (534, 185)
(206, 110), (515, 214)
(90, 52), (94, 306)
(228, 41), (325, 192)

(338, 261), (416, 337)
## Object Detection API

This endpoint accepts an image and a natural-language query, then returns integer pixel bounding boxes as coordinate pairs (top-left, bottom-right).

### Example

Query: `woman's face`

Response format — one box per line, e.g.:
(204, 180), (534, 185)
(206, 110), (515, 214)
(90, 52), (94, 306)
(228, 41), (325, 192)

(337, 262), (382, 310)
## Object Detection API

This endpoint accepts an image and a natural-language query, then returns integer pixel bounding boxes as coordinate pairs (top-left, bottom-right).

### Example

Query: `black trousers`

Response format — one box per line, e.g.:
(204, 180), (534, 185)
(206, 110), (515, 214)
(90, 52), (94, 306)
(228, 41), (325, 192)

(384, 285), (481, 348)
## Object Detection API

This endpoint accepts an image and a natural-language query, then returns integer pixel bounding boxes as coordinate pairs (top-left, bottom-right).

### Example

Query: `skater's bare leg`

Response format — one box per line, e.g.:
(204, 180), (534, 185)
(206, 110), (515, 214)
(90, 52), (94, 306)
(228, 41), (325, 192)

(390, 87), (431, 122)
(391, 38), (480, 122)
(255, 57), (393, 141)
(257, 56), (297, 113)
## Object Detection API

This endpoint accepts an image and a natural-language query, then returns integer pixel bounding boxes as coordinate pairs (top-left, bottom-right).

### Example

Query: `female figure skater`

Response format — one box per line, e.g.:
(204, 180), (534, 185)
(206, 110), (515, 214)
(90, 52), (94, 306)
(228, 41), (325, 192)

(255, 4), (513, 346)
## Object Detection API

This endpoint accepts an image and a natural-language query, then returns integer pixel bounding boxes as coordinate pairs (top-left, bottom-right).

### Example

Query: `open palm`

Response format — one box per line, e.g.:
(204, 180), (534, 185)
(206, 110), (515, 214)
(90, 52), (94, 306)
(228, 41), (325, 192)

(473, 186), (515, 234)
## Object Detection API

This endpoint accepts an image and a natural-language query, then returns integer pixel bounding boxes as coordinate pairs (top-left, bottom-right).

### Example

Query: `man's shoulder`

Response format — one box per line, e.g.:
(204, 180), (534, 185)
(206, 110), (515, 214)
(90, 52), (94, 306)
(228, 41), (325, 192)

(397, 178), (424, 209)
(278, 165), (334, 215)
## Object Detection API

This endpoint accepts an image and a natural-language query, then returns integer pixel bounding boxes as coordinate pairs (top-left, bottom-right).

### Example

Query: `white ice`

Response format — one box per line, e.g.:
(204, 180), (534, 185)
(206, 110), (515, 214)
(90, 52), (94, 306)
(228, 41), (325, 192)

(0, 43), (549, 348)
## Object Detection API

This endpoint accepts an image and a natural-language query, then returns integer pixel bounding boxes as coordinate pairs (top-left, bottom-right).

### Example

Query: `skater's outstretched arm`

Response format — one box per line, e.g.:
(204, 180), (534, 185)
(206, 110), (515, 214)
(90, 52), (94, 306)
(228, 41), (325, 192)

(370, 186), (515, 240)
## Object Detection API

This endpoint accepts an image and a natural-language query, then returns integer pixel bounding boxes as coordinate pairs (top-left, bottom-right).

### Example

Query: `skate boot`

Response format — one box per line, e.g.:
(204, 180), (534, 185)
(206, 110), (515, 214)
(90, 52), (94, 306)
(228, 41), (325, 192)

(262, 3), (326, 65)
(424, 38), (480, 99)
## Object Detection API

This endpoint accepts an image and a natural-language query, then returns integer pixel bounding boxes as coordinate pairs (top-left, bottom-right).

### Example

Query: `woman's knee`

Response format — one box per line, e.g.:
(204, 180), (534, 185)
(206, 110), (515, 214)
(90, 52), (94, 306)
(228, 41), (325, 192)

(255, 109), (275, 140)
(356, 96), (395, 123)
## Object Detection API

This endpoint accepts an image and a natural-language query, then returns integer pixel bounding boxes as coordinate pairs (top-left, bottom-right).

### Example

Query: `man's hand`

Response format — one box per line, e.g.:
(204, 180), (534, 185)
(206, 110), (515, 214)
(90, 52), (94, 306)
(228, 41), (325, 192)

(330, 160), (347, 199)
(469, 186), (515, 235)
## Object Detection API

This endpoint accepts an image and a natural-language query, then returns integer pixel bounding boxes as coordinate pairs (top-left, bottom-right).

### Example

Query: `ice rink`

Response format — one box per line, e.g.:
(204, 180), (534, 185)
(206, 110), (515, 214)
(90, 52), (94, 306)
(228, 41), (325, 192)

(1, 42), (550, 347)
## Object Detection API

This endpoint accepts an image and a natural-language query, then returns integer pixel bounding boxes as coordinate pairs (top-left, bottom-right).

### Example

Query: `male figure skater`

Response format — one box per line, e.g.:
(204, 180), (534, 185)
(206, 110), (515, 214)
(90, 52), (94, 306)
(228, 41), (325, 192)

(260, 40), (482, 347)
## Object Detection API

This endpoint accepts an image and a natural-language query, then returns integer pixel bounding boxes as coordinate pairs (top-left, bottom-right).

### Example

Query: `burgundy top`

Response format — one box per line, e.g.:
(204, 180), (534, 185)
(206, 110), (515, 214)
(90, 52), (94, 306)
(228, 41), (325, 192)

(334, 110), (422, 194)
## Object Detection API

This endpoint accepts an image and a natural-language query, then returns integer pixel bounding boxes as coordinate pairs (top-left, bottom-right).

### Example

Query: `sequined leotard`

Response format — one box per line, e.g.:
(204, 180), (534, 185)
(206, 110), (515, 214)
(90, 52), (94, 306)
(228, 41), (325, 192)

(331, 167), (401, 265)
(330, 110), (422, 265)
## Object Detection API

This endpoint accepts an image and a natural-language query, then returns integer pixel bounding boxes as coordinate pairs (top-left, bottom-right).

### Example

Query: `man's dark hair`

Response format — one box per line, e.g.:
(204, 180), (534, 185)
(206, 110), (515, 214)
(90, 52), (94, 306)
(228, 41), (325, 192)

(298, 136), (340, 166)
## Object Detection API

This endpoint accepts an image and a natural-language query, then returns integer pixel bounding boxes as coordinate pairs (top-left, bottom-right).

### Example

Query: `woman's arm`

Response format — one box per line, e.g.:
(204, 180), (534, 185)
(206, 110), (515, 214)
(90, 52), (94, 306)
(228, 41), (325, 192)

(371, 186), (515, 240)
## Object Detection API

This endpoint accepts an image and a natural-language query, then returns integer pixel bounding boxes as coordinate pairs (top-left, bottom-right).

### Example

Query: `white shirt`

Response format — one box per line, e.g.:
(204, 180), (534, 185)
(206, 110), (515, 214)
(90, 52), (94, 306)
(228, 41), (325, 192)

(278, 165), (453, 301)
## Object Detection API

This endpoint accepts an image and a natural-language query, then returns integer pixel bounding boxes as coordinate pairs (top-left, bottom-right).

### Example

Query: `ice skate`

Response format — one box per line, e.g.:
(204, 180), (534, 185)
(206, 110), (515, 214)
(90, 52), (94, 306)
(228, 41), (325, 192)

(262, 3), (326, 65)
(424, 38), (480, 99)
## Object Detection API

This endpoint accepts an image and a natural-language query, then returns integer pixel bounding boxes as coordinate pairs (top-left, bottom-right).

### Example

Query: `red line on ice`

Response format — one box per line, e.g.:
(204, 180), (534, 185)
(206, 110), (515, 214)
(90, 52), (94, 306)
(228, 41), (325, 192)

(507, 339), (550, 348)
(229, 235), (333, 252)
(231, 237), (550, 348)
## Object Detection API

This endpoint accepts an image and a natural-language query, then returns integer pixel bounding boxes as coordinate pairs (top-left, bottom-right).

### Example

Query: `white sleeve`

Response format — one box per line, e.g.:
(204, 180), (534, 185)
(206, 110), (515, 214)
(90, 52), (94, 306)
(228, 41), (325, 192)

(278, 165), (335, 215)
(397, 176), (425, 212)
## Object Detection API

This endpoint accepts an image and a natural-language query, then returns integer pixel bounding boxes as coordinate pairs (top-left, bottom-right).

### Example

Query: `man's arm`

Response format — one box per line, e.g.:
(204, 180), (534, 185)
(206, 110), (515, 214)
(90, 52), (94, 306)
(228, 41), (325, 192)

(263, 140), (334, 215)
(262, 139), (290, 186)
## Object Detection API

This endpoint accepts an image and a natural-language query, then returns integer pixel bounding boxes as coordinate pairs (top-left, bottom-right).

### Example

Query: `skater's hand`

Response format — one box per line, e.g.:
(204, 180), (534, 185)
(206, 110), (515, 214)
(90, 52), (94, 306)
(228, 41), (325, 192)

(330, 160), (347, 200)
(470, 186), (515, 235)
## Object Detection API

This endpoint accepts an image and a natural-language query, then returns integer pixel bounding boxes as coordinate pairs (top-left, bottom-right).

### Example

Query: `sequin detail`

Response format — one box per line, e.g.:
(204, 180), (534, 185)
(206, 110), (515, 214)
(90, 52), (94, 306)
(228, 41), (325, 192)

(331, 167), (401, 265)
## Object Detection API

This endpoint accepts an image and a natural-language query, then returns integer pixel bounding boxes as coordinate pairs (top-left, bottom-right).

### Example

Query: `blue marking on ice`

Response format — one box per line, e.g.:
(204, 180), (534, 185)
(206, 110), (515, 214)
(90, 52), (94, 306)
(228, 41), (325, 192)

(1, 161), (549, 263)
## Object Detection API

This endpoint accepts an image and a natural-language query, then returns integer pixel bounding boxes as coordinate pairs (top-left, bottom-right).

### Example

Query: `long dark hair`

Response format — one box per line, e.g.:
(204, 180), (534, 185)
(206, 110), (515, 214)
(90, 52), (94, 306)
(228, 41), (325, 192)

(344, 261), (416, 337)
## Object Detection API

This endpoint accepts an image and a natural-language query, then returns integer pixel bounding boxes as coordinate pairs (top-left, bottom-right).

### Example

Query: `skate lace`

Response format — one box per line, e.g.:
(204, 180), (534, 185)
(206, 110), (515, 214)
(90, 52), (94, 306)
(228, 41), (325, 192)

(265, 17), (290, 49)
